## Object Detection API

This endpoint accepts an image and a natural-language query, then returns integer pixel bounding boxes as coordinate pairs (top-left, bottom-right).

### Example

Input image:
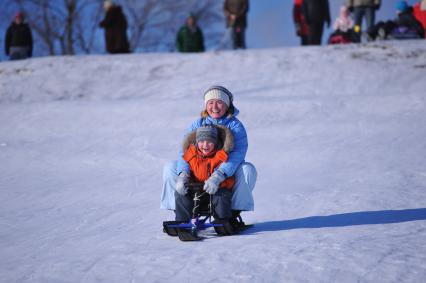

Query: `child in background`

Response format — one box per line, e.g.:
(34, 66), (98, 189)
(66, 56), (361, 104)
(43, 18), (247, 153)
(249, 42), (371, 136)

(334, 5), (354, 33)
(328, 5), (357, 44)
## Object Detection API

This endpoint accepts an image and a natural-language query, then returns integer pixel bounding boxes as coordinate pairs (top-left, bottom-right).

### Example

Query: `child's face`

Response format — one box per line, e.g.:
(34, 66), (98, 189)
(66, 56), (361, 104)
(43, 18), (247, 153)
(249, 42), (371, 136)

(197, 140), (216, 156)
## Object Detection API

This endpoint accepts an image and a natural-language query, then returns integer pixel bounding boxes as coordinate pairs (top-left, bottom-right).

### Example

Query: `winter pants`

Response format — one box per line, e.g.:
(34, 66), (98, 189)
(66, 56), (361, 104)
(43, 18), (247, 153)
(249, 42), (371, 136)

(353, 6), (376, 31)
(307, 22), (325, 45)
(161, 161), (257, 211)
(300, 35), (309, 46)
(9, 46), (30, 60)
(175, 189), (232, 222)
(232, 27), (246, 49)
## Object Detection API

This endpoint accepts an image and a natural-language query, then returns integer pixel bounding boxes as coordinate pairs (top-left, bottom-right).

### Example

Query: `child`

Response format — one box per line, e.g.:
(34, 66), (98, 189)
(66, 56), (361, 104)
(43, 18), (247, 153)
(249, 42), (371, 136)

(334, 5), (354, 33)
(328, 5), (357, 44)
(174, 125), (235, 234)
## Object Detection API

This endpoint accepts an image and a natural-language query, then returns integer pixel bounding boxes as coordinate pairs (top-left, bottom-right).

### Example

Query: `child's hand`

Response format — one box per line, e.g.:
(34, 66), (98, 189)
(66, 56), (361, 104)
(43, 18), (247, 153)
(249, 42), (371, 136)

(204, 171), (226, 195)
(176, 172), (190, 195)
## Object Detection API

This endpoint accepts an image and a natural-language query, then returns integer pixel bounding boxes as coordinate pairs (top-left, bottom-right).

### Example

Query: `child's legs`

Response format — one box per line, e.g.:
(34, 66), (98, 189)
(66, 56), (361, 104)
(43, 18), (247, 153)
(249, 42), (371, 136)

(232, 162), (257, 211)
(212, 189), (233, 219)
(160, 161), (178, 210)
(175, 191), (193, 222)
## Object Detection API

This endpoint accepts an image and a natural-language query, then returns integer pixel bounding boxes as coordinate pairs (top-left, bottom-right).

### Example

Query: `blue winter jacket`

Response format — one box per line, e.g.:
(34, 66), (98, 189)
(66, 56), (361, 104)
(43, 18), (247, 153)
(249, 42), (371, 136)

(176, 108), (248, 177)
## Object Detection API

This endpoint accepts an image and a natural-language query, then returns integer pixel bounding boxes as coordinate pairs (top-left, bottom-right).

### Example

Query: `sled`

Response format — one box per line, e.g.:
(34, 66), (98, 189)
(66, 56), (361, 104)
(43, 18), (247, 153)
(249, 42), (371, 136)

(163, 182), (237, 241)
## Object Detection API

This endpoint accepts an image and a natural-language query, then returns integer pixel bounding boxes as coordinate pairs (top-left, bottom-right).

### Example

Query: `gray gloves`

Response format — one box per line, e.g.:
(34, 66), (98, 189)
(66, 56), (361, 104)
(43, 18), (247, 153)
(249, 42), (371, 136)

(203, 170), (226, 195)
(175, 172), (190, 195)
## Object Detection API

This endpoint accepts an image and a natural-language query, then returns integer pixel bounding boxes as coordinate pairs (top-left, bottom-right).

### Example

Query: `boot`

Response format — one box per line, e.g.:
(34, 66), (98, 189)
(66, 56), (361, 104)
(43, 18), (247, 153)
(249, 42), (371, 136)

(230, 210), (246, 231)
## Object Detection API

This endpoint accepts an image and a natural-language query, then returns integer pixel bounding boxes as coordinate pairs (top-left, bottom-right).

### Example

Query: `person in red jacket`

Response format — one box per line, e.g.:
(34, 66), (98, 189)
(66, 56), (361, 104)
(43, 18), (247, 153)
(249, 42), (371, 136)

(293, 0), (309, 45)
(174, 125), (235, 232)
(413, 0), (426, 38)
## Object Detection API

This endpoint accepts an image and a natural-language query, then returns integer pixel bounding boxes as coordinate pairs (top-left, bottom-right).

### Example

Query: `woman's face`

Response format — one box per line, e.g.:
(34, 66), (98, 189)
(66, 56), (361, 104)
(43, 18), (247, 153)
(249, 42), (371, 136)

(206, 99), (228, 119)
(197, 140), (216, 156)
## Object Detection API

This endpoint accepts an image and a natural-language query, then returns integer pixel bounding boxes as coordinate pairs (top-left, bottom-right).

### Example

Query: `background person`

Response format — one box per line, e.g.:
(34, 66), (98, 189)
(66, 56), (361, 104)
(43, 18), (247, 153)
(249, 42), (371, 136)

(293, 0), (309, 46)
(99, 0), (130, 54)
(5, 12), (33, 60)
(302, 0), (331, 45)
(224, 0), (249, 49)
(346, 0), (381, 32)
(413, 0), (426, 38)
(176, 14), (205, 53)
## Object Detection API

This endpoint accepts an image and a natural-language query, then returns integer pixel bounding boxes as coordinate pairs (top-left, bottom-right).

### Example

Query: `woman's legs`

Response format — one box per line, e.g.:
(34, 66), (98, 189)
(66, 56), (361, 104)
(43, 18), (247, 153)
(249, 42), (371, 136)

(232, 162), (257, 211)
(160, 161), (179, 210)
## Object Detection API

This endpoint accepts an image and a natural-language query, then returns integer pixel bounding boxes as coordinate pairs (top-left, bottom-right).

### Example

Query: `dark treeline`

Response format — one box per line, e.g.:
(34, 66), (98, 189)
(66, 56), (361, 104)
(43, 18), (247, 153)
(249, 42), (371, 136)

(0, 0), (223, 57)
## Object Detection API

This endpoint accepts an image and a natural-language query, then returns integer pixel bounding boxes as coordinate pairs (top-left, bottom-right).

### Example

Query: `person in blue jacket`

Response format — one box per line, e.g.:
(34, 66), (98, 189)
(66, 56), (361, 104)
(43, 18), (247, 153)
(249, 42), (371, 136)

(161, 85), (257, 229)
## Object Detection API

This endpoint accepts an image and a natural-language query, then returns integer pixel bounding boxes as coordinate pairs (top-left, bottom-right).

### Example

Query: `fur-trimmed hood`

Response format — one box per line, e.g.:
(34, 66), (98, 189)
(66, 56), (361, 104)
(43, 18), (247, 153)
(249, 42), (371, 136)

(182, 125), (234, 153)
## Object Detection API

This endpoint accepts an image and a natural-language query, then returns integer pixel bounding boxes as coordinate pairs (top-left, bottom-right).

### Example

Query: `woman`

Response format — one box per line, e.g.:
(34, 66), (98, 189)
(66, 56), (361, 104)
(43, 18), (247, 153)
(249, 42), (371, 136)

(161, 86), (257, 228)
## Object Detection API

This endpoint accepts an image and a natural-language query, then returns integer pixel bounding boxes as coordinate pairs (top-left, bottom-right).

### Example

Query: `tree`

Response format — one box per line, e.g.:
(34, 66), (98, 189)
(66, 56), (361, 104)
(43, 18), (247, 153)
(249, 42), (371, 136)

(2, 0), (224, 56)
(4, 0), (103, 56)
(121, 0), (223, 52)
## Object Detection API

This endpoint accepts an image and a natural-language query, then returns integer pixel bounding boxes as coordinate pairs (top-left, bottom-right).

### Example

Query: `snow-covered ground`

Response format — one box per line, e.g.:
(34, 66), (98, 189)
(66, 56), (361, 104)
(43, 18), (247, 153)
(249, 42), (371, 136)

(1, 40), (426, 282)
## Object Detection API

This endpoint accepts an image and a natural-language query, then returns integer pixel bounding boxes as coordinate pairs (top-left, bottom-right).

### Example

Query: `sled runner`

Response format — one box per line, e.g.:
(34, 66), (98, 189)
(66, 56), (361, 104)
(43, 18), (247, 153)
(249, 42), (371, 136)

(163, 182), (250, 241)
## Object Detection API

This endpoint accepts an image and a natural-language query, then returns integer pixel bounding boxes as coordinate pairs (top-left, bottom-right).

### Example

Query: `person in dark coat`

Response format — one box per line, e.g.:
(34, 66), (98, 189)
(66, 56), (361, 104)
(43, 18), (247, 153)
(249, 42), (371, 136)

(5, 12), (33, 60)
(302, 0), (331, 45)
(293, 0), (309, 46)
(224, 0), (249, 49)
(99, 1), (130, 54)
(176, 14), (205, 53)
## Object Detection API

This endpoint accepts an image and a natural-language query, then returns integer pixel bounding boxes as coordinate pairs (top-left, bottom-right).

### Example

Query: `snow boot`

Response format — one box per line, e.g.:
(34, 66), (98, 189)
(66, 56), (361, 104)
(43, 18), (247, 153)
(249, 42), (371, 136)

(230, 210), (245, 230)
(213, 219), (235, 236)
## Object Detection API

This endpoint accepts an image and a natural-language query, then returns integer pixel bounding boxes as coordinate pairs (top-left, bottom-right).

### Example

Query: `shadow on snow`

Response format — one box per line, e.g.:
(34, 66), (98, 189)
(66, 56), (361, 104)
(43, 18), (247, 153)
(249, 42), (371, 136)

(247, 208), (426, 233)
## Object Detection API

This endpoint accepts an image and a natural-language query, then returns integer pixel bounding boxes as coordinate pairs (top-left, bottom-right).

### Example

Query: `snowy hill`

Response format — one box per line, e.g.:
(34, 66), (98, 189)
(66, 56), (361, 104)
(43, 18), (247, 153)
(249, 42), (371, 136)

(1, 41), (426, 282)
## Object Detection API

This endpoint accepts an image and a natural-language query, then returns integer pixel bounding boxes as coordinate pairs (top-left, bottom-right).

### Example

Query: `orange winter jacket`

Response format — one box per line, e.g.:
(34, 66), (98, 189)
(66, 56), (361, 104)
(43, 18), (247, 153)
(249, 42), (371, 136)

(183, 144), (235, 190)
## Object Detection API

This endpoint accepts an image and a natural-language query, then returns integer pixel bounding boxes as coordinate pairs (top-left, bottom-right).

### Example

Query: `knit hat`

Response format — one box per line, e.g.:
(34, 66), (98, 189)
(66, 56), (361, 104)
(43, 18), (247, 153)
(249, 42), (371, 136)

(204, 86), (233, 108)
(196, 126), (218, 145)
(395, 1), (408, 12)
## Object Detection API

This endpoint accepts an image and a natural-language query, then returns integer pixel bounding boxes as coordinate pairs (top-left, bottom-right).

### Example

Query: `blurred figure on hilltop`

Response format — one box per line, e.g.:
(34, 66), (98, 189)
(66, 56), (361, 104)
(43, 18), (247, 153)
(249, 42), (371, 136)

(302, 0), (331, 45)
(346, 0), (381, 32)
(176, 14), (205, 53)
(99, 0), (130, 54)
(367, 0), (424, 40)
(413, 0), (426, 38)
(224, 0), (249, 49)
(328, 5), (358, 44)
(293, 0), (309, 45)
(5, 12), (33, 60)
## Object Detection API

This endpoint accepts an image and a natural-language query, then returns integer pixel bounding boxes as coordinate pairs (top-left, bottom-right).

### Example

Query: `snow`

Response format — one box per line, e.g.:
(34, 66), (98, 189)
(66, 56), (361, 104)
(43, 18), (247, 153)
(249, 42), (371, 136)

(1, 40), (426, 282)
